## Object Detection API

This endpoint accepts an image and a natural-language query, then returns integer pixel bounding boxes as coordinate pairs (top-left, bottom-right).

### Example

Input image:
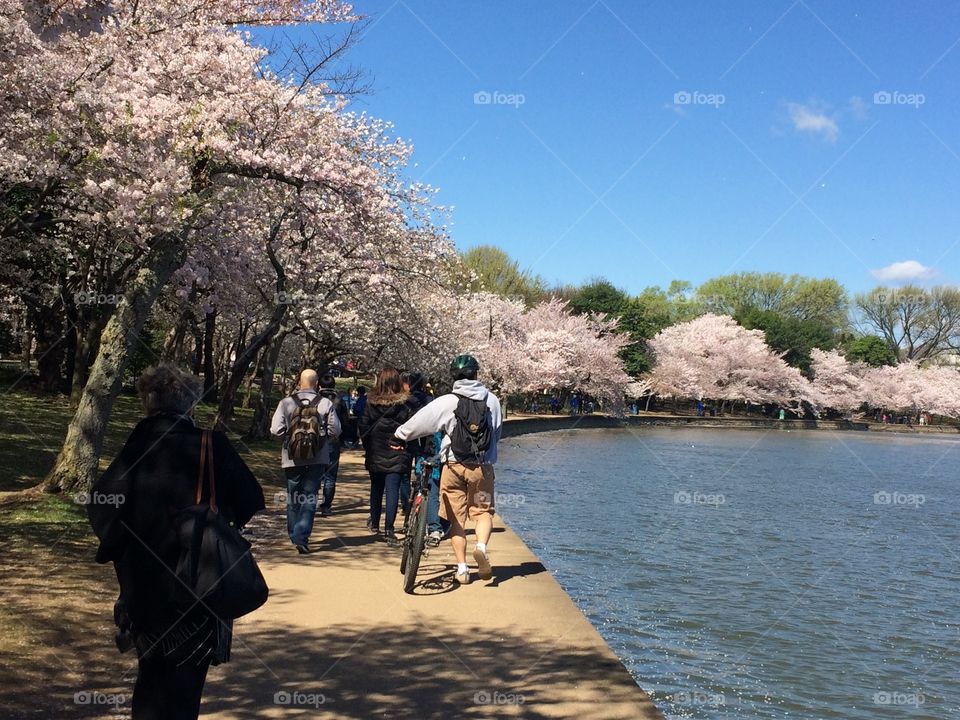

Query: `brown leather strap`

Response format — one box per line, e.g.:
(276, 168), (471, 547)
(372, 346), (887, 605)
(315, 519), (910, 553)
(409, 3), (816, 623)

(195, 430), (207, 505)
(195, 430), (218, 512)
(205, 430), (218, 513)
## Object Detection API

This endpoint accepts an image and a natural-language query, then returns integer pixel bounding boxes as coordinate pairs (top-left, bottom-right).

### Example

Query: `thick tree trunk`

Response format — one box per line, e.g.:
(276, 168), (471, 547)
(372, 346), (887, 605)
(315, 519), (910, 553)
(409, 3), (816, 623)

(69, 318), (106, 408)
(43, 240), (184, 494)
(161, 310), (190, 362)
(33, 313), (66, 393)
(202, 311), (217, 403)
(247, 330), (287, 439)
(214, 315), (286, 431)
(20, 313), (31, 372)
(191, 327), (203, 375)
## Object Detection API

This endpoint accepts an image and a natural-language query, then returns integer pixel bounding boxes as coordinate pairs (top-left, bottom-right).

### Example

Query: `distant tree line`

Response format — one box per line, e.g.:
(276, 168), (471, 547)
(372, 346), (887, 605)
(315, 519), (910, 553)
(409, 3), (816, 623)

(460, 244), (959, 376)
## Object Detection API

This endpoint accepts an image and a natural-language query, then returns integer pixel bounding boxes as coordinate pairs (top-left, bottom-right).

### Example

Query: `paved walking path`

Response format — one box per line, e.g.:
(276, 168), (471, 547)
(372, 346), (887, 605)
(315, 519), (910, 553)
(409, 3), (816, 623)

(202, 451), (662, 719)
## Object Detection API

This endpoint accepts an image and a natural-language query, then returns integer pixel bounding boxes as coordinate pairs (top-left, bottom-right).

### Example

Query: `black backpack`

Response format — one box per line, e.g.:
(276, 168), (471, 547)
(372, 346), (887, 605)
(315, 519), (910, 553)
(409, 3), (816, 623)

(450, 394), (491, 464)
(320, 388), (349, 434)
(287, 393), (329, 461)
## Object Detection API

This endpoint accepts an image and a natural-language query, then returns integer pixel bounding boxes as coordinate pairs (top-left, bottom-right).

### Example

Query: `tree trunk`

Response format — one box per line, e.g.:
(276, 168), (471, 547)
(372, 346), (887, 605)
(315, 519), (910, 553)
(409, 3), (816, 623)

(247, 330), (287, 439)
(214, 314), (286, 431)
(19, 312), (31, 372)
(69, 317), (107, 408)
(191, 327), (203, 375)
(32, 305), (66, 393)
(161, 305), (193, 362)
(43, 240), (185, 494)
(202, 311), (217, 402)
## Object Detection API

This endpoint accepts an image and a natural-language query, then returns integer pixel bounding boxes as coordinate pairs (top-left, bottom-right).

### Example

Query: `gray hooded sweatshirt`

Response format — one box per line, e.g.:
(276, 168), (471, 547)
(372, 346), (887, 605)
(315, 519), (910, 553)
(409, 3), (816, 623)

(270, 389), (341, 467)
(394, 379), (503, 464)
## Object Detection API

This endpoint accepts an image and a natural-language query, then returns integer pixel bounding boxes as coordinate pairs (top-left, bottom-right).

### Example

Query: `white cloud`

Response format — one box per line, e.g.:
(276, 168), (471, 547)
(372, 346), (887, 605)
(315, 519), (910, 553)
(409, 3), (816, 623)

(849, 95), (869, 121)
(870, 260), (936, 282)
(787, 102), (839, 142)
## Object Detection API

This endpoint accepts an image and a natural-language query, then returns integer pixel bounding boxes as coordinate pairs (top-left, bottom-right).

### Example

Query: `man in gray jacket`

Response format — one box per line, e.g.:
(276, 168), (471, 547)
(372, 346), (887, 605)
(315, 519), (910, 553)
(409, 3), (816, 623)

(271, 369), (341, 554)
(393, 355), (502, 585)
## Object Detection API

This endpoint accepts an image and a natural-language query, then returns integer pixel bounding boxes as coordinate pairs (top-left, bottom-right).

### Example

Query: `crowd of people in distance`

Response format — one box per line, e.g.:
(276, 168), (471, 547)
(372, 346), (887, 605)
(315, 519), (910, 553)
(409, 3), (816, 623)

(86, 354), (502, 719)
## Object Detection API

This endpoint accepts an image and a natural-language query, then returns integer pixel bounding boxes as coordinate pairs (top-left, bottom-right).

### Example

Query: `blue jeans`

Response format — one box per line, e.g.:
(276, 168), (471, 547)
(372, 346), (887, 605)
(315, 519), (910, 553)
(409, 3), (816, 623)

(285, 463), (326, 545)
(321, 444), (340, 511)
(426, 467), (449, 535)
(369, 472), (404, 534)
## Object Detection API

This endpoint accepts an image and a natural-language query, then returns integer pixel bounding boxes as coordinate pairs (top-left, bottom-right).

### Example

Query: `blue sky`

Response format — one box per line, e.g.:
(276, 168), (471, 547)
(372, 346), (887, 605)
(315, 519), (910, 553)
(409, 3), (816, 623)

(256, 1), (960, 296)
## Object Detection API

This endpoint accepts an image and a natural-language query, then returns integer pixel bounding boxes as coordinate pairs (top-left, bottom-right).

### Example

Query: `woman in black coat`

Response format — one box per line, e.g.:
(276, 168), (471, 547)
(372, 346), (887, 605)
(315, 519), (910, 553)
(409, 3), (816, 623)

(359, 366), (422, 544)
(87, 364), (265, 720)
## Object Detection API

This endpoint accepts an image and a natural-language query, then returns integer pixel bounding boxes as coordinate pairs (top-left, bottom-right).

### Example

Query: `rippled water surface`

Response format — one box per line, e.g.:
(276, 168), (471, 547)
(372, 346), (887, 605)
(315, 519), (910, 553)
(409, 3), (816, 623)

(497, 428), (960, 719)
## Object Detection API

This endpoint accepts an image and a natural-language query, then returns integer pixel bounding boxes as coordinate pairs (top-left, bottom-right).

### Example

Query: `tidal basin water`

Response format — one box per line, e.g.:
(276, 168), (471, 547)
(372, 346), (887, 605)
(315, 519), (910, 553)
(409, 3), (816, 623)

(497, 427), (960, 719)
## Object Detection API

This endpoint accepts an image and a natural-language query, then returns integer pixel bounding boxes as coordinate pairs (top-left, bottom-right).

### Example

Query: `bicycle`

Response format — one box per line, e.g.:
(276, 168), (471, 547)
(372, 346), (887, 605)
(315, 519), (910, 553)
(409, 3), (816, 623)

(399, 446), (441, 594)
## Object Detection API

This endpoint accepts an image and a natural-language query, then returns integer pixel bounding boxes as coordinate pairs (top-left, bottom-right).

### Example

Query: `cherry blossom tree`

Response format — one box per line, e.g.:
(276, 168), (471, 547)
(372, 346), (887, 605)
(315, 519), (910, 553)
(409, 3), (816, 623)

(808, 348), (864, 413)
(1, 0), (461, 491)
(860, 362), (960, 418)
(646, 314), (810, 411)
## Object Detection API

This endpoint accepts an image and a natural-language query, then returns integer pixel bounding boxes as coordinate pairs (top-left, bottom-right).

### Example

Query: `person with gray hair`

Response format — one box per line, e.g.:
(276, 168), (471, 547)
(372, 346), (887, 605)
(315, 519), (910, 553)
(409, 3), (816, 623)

(88, 364), (265, 720)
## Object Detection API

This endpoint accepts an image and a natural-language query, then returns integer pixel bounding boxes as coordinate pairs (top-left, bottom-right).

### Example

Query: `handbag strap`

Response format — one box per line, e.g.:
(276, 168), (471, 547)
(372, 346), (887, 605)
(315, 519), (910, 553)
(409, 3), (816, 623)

(195, 430), (219, 513)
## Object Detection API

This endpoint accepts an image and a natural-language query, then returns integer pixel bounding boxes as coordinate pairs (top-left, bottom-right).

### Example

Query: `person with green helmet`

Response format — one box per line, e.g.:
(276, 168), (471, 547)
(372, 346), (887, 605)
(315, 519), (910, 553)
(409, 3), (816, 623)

(392, 354), (503, 585)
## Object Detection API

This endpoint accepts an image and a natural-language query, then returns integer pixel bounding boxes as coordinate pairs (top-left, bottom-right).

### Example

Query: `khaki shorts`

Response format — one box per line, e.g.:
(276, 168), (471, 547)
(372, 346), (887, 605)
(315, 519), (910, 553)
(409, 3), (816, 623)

(439, 462), (495, 526)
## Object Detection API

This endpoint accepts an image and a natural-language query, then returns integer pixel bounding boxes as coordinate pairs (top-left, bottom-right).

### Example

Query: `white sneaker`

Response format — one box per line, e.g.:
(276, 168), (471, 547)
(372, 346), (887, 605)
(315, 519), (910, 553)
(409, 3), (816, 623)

(473, 548), (492, 580)
(455, 571), (471, 585)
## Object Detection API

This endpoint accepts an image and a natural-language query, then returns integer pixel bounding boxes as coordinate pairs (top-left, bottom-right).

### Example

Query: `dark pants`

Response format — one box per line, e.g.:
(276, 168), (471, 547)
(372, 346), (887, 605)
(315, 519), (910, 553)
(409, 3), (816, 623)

(426, 466), (449, 535)
(321, 444), (340, 512)
(285, 463), (326, 545)
(369, 471), (404, 534)
(132, 653), (211, 720)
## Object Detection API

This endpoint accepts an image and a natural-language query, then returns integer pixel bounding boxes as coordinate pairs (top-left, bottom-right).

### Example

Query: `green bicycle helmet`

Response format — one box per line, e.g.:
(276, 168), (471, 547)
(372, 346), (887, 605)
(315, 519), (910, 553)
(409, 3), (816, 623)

(450, 354), (480, 380)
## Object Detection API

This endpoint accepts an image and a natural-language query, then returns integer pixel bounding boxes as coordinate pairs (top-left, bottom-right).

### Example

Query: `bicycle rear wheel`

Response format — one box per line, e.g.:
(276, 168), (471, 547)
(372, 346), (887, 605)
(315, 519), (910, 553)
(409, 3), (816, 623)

(400, 503), (413, 575)
(402, 495), (428, 593)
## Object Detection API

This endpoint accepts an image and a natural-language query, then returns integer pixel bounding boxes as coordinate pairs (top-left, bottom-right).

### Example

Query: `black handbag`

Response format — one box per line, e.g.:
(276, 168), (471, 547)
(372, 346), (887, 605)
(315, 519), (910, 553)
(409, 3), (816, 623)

(174, 430), (269, 620)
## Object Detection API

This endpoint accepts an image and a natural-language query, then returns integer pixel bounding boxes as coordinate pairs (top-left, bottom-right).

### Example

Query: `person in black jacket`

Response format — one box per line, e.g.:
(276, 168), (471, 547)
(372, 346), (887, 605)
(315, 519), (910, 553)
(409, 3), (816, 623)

(318, 373), (349, 517)
(359, 366), (422, 545)
(87, 364), (265, 720)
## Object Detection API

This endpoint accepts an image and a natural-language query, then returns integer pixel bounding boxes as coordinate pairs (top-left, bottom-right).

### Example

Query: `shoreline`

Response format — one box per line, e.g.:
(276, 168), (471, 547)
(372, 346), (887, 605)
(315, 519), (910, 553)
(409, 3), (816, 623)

(502, 412), (960, 436)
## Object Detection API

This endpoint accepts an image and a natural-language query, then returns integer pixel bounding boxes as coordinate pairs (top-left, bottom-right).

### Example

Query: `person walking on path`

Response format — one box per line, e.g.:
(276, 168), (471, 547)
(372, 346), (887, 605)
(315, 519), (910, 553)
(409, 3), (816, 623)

(271, 369), (341, 554)
(87, 364), (265, 720)
(359, 367), (423, 545)
(401, 371), (448, 545)
(353, 386), (368, 446)
(393, 354), (503, 585)
(317, 373), (349, 517)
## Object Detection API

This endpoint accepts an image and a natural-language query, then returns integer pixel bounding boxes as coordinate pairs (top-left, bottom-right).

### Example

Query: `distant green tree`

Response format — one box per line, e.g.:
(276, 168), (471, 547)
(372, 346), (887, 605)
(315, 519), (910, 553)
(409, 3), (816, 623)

(461, 245), (546, 306)
(568, 279), (629, 317)
(845, 334), (897, 366)
(696, 272), (848, 330)
(738, 307), (837, 372)
(610, 281), (697, 375)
